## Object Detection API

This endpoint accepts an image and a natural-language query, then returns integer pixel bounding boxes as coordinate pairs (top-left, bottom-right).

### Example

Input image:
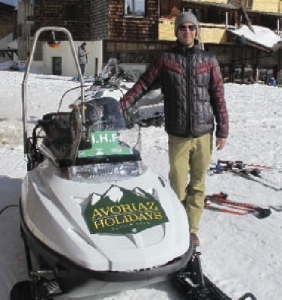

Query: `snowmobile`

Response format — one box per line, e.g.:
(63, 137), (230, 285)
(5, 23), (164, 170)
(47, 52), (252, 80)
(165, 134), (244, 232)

(74, 59), (164, 123)
(11, 27), (253, 300)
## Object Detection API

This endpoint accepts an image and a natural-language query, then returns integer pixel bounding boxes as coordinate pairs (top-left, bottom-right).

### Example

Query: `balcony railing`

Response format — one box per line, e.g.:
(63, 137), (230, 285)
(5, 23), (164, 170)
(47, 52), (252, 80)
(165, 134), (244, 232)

(159, 18), (235, 44)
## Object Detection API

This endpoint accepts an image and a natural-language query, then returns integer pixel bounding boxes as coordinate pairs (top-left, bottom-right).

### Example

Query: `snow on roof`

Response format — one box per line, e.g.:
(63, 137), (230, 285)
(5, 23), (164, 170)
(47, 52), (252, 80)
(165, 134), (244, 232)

(228, 25), (282, 52)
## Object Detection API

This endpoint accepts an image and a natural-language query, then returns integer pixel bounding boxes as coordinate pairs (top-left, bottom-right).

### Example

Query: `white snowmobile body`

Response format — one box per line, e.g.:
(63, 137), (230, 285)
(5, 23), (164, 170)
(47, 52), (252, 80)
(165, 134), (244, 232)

(19, 27), (193, 299)
(21, 156), (191, 297)
(20, 108), (192, 297)
(22, 159), (190, 271)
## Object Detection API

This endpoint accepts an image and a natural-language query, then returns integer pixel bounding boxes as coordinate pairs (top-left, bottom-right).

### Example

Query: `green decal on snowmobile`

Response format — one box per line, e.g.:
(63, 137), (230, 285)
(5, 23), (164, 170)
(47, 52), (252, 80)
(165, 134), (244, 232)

(78, 131), (133, 157)
(84, 185), (169, 234)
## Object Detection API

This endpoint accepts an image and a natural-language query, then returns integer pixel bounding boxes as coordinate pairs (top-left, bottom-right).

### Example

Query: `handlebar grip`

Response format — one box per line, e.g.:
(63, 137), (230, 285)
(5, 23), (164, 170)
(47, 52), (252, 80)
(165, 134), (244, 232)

(122, 109), (134, 129)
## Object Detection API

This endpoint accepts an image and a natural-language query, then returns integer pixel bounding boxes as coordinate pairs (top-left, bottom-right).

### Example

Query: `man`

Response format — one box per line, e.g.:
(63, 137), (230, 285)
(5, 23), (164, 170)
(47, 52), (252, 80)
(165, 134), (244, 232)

(120, 12), (228, 247)
(78, 42), (88, 76)
(268, 77), (277, 87)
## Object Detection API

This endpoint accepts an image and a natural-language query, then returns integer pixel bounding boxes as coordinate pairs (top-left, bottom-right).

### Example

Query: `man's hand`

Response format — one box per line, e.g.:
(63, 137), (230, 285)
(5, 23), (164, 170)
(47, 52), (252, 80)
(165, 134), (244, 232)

(216, 138), (226, 150)
(120, 97), (138, 128)
(122, 108), (135, 129)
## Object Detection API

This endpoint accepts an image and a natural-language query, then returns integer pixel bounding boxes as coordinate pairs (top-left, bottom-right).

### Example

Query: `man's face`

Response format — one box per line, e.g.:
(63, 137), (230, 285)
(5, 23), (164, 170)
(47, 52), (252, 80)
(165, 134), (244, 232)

(176, 22), (197, 48)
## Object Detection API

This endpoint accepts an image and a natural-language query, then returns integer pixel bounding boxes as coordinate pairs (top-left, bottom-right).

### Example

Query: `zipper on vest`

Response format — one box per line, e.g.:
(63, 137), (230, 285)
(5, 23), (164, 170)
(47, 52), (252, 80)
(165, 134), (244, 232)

(186, 50), (192, 134)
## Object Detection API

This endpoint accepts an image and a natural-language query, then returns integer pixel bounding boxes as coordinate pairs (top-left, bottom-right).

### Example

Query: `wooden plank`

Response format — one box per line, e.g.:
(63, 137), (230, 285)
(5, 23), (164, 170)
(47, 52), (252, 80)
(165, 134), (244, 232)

(252, 0), (280, 13)
(108, 0), (158, 41)
(196, 0), (228, 3)
(200, 27), (228, 43)
(159, 18), (229, 44)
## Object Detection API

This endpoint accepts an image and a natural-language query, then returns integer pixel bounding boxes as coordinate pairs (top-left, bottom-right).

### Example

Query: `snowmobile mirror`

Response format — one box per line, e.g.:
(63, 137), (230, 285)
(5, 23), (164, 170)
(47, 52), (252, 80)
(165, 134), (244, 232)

(47, 31), (60, 49)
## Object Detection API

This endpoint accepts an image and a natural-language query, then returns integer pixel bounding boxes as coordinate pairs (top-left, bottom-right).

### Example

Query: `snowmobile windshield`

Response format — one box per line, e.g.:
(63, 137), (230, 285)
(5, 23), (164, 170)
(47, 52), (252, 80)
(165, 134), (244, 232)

(68, 97), (144, 182)
(76, 97), (141, 163)
(39, 97), (141, 169)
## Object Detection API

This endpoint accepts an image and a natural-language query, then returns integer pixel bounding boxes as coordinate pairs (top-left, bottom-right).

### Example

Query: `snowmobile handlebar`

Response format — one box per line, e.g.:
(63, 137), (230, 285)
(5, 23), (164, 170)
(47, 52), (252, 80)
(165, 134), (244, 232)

(122, 107), (163, 129)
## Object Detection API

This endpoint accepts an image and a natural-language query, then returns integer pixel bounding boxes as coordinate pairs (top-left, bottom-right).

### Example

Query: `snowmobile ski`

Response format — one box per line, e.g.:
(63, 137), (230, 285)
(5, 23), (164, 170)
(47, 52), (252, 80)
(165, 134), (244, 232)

(171, 250), (257, 300)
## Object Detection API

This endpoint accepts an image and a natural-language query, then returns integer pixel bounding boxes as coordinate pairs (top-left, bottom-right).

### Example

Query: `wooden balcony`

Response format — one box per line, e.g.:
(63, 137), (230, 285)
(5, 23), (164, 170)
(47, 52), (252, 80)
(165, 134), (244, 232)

(159, 18), (234, 44)
(196, 0), (229, 3)
(158, 18), (175, 41)
(199, 24), (231, 44)
(251, 0), (282, 13)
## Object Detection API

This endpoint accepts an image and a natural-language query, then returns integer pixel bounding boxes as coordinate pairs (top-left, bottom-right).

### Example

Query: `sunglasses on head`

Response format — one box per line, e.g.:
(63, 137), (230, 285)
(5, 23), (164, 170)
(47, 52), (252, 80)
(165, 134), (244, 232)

(179, 24), (197, 31)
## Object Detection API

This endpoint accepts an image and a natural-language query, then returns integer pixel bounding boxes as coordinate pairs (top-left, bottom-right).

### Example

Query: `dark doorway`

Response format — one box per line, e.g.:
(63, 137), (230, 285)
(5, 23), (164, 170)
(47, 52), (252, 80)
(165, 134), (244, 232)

(52, 57), (62, 75)
(95, 57), (98, 77)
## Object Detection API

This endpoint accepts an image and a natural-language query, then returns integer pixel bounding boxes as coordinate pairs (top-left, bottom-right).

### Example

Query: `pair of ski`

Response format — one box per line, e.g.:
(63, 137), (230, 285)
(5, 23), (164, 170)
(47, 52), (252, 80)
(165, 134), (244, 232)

(209, 160), (282, 191)
(205, 193), (273, 219)
(209, 160), (270, 176)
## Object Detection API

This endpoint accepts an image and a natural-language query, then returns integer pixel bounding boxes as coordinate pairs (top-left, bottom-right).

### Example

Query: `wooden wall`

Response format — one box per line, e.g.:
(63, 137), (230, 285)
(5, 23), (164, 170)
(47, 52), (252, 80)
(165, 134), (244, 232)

(252, 0), (281, 13)
(0, 3), (15, 38)
(107, 0), (159, 41)
(161, 0), (181, 16)
(196, 0), (229, 3)
(34, 0), (90, 41)
(90, 0), (109, 40)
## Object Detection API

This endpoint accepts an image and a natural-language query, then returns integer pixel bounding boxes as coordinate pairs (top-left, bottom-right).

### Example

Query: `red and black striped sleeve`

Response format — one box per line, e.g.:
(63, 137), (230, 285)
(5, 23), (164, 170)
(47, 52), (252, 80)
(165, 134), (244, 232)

(120, 57), (164, 110)
(210, 57), (229, 139)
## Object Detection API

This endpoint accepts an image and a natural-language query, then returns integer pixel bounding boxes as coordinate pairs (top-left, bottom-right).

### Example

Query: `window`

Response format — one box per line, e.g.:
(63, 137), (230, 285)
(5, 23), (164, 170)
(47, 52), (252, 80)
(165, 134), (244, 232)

(125, 0), (145, 17)
(204, 8), (225, 24)
(243, 0), (253, 9)
(104, 41), (171, 64)
(52, 57), (62, 76)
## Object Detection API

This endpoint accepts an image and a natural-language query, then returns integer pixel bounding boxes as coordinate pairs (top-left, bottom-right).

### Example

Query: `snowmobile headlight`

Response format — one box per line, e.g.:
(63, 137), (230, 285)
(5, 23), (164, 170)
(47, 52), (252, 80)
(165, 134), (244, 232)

(68, 161), (145, 182)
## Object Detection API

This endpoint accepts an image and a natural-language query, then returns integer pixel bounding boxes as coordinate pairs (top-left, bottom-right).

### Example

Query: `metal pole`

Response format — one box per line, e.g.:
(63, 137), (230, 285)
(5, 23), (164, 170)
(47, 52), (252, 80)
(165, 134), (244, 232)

(22, 27), (85, 154)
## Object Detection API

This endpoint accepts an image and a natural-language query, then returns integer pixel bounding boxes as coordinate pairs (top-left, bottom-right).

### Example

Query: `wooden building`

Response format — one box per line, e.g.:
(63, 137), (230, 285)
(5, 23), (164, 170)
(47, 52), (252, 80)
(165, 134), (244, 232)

(158, 0), (282, 83)
(17, 0), (282, 84)
(0, 2), (16, 38)
(0, 2), (17, 63)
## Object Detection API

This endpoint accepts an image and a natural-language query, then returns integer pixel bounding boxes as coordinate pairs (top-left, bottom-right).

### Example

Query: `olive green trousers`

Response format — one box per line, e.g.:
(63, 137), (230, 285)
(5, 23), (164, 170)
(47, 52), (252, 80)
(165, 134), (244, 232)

(168, 133), (212, 234)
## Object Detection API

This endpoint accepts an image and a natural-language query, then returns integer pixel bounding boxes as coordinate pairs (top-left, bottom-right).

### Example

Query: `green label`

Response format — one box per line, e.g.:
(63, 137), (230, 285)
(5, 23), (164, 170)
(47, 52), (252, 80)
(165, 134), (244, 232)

(78, 131), (133, 158)
(83, 185), (169, 234)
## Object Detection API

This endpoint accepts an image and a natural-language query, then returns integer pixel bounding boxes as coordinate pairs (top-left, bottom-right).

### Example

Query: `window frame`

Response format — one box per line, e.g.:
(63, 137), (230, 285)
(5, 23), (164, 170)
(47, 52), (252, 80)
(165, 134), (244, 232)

(124, 0), (145, 18)
(104, 41), (172, 64)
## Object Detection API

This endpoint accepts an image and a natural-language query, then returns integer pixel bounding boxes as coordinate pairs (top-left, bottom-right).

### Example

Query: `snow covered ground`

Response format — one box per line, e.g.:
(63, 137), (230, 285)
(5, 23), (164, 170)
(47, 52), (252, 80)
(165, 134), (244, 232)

(0, 70), (282, 300)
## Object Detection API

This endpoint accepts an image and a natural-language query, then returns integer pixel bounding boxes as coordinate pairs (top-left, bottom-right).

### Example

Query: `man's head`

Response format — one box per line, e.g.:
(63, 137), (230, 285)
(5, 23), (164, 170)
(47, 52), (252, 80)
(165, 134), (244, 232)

(174, 12), (198, 47)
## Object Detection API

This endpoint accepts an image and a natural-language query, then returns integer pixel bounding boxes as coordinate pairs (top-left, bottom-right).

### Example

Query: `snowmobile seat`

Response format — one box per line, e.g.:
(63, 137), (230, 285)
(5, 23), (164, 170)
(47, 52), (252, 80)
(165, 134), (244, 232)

(41, 113), (73, 140)
(39, 111), (81, 166)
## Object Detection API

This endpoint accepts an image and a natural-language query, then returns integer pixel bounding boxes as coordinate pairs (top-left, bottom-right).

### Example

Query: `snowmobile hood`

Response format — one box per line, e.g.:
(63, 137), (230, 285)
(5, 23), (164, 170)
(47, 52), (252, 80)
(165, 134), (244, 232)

(21, 160), (190, 272)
